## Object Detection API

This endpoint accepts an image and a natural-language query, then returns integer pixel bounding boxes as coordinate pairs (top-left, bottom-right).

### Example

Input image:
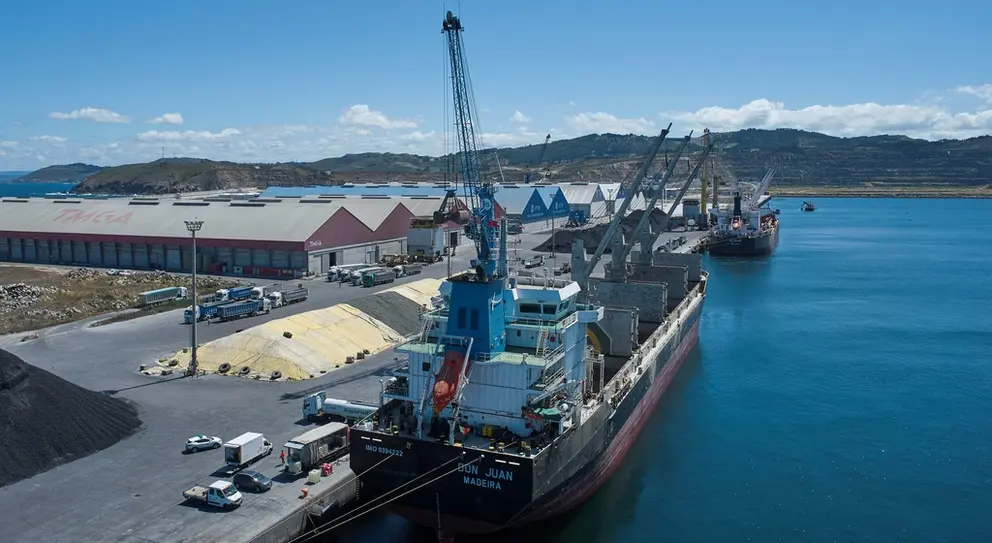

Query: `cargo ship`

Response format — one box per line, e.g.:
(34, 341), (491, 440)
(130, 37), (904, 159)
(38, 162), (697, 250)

(347, 12), (708, 538)
(707, 170), (780, 256)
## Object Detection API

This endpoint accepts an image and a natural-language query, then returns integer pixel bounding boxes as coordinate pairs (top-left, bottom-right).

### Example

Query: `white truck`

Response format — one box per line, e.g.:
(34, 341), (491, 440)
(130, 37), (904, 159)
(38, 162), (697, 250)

(223, 432), (273, 472)
(183, 480), (243, 509)
(393, 263), (423, 278)
(302, 391), (378, 423)
(268, 287), (309, 307)
(250, 284), (280, 300)
(329, 264), (367, 282)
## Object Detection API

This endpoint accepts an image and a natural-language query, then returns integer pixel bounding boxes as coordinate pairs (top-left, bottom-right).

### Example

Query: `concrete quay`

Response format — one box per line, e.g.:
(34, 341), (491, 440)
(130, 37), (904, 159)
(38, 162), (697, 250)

(0, 230), (707, 543)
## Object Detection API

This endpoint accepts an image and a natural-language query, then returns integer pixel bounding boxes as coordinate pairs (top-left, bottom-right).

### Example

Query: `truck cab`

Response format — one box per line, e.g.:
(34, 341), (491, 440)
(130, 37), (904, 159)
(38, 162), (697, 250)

(184, 480), (243, 509)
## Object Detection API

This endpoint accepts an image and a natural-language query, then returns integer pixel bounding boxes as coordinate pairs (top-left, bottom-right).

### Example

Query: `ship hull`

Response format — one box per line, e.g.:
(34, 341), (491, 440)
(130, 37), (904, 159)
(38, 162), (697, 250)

(707, 224), (778, 256)
(350, 286), (706, 535)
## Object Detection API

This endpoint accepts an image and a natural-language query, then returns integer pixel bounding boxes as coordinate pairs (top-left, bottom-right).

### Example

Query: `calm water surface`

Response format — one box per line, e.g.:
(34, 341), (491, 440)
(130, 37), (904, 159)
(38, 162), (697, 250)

(334, 197), (992, 543)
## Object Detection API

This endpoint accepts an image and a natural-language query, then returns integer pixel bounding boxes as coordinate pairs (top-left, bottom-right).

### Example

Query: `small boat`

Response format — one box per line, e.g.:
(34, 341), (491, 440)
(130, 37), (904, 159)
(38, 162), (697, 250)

(801, 201), (816, 212)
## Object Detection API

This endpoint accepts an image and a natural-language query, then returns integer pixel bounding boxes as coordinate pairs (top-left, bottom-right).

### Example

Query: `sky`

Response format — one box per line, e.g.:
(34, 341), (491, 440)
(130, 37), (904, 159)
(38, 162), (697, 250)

(1, 0), (990, 170)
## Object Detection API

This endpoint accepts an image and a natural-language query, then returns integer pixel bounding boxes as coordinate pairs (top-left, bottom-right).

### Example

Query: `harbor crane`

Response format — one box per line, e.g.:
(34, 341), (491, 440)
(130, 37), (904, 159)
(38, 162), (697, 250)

(441, 11), (501, 279)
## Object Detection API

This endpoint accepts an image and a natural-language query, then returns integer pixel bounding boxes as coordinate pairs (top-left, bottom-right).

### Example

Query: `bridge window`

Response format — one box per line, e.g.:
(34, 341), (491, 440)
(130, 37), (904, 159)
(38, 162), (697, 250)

(470, 309), (479, 330)
(519, 303), (541, 314)
(542, 304), (556, 314)
(457, 307), (466, 329)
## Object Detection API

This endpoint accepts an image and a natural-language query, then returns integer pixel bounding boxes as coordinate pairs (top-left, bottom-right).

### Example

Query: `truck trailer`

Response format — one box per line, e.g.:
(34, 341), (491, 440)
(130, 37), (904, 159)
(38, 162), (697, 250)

(302, 392), (378, 423)
(269, 287), (308, 307)
(362, 268), (395, 287)
(283, 422), (350, 476)
(216, 298), (271, 322)
(184, 300), (229, 324)
(137, 286), (188, 307)
(215, 285), (254, 302)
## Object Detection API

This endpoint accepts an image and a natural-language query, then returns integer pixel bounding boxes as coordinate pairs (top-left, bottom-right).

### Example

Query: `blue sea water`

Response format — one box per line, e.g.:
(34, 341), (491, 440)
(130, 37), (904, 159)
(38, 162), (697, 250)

(0, 176), (77, 197)
(335, 197), (992, 543)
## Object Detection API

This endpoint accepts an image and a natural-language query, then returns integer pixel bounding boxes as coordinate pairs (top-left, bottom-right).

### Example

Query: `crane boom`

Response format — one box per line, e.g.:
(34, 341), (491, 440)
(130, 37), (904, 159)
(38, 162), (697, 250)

(574, 124), (671, 285)
(747, 169), (776, 210)
(442, 11), (500, 279)
(616, 133), (692, 265)
(635, 143), (714, 261)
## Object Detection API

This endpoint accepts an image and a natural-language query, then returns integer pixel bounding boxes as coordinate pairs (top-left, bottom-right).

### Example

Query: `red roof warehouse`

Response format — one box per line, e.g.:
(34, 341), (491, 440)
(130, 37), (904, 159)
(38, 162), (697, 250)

(0, 195), (466, 279)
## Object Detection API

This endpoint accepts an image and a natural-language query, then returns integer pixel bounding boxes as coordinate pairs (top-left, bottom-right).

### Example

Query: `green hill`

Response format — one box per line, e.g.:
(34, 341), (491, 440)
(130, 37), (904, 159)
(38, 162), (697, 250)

(15, 163), (103, 184)
(16, 129), (992, 195)
(70, 158), (334, 194)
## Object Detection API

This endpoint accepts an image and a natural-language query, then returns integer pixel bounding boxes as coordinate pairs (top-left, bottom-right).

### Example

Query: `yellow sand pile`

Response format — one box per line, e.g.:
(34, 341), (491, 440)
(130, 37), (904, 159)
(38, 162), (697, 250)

(170, 278), (441, 381)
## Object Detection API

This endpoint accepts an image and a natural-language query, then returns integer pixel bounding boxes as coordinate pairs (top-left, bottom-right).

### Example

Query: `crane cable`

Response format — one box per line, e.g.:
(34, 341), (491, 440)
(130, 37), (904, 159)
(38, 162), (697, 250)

(290, 455), (483, 543)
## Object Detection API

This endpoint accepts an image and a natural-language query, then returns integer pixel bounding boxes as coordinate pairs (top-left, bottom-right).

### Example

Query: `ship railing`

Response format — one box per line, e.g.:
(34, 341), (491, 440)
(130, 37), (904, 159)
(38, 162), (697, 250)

(511, 312), (578, 330)
(471, 342), (566, 366)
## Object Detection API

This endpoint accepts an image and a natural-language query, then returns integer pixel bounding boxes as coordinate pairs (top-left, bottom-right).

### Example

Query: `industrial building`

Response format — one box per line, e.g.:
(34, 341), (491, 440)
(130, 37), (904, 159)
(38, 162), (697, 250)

(0, 195), (464, 278)
(552, 182), (606, 220)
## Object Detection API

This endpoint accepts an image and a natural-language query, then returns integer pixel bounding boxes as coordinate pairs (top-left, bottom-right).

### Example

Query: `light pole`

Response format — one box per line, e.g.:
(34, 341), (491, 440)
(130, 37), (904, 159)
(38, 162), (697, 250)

(185, 219), (204, 377)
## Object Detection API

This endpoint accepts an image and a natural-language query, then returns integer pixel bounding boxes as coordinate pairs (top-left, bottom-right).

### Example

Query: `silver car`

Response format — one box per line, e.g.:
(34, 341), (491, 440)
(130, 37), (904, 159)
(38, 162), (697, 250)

(185, 434), (223, 452)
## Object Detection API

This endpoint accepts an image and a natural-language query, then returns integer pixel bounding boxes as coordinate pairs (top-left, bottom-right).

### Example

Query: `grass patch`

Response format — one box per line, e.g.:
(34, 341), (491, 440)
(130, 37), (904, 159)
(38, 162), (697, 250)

(90, 299), (190, 327)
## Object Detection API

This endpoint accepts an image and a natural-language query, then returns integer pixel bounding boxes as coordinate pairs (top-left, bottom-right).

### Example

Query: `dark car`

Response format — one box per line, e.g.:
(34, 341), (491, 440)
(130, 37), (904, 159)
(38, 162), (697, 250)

(232, 470), (272, 493)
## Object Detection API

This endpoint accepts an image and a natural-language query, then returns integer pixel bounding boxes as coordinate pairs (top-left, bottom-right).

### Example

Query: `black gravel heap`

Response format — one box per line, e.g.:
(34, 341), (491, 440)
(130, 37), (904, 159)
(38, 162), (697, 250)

(347, 291), (424, 336)
(0, 349), (142, 488)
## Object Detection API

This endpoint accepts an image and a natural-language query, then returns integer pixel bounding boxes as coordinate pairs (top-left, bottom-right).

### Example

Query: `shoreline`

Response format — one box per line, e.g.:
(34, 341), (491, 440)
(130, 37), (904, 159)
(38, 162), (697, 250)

(769, 186), (992, 199)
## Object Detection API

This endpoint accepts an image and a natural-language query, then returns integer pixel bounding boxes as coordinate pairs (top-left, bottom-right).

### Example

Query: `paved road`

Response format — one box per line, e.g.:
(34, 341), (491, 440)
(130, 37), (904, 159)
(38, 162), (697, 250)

(0, 230), (699, 542)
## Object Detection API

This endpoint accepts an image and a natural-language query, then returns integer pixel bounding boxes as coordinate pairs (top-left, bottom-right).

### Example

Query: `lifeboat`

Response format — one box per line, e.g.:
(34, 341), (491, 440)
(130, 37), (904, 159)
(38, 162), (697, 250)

(433, 349), (468, 415)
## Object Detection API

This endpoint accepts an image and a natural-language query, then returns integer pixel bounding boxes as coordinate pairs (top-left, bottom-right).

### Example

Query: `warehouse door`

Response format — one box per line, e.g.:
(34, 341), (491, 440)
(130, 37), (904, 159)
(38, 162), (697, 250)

(72, 241), (87, 264)
(117, 244), (133, 267)
(9, 240), (23, 261)
(133, 245), (150, 268)
(102, 243), (118, 267)
(166, 246), (182, 271)
(23, 240), (37, 262)
(271, 250), (290, 269)
(87, 242), (102, 266)
(234, 248), (252, 267)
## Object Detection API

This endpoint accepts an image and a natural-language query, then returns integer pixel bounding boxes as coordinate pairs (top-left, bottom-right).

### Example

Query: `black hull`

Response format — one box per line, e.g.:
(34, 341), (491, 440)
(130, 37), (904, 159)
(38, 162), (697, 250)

(707, 225), (778, 256)
(349, 290), (705, 535)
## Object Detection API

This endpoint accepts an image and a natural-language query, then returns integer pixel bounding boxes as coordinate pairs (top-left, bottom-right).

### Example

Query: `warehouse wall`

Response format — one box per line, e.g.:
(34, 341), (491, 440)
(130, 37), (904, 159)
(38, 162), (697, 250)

(0, 236), (308, 279)
(305, 239), (406, 275)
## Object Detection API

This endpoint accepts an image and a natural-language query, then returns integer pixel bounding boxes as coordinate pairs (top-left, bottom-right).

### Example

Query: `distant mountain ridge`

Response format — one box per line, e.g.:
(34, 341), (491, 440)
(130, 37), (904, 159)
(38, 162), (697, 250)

(15, 163), (104, 184)
(10, 129), (992, 195)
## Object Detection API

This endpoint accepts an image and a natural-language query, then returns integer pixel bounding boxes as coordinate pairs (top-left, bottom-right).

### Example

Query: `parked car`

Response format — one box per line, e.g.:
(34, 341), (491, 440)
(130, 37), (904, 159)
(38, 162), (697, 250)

(232, 470), (273, 493)
(185, 434), (223, 452)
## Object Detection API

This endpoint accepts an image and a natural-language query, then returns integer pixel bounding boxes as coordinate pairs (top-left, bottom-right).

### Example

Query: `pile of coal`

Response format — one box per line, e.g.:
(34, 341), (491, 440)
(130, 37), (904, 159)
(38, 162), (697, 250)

(0, 349), (142, 488)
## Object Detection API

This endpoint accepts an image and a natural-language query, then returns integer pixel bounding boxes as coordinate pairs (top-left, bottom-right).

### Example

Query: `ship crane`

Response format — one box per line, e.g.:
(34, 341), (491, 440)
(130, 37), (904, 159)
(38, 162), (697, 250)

(572, 124), (672, 287)
(441, 11), (501, 280)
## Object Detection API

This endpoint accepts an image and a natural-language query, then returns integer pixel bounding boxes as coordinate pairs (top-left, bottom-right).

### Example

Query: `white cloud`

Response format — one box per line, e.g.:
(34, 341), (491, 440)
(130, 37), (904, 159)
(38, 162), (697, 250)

(0, 150), (5, 156)
(338, 104), (417, 130)
(49, 107), (130, 123)
(401, 131), (436, 142)
(148, 112), (184, 125)
(957, 84), (992, 104)
(669, 96), (992, 140)
(568, 101), (576, 107)
(511, 110), (530, 123)
(31, 135), (68, 143)
(7, 85), (992, 171)
(136, 128), (241, 142)
(565, 112), (656, 134)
